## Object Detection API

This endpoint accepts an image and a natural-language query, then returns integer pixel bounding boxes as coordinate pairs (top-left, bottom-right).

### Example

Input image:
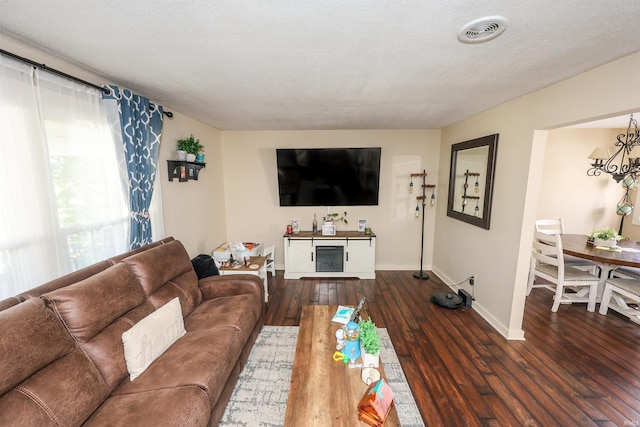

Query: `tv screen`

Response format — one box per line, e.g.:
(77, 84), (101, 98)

(276, 148), (381, 206)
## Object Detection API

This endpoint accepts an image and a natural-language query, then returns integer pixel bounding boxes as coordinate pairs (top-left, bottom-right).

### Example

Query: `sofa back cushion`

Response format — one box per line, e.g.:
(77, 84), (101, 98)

(15, 237), (177, 303)
(44, 263), (146, 341)
(123, 240), (202, 315)
(106, 238), (169, 265)
(43, 262), (153, 390)
(16, 260), (112, 302)
(0, 298), (109, 426)
(0, 296), (19, 311)
(0, 298), (73, 395)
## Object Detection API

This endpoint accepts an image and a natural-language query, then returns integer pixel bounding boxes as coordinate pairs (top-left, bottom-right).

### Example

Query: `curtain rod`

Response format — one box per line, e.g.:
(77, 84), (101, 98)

(0, 47), (173, 118)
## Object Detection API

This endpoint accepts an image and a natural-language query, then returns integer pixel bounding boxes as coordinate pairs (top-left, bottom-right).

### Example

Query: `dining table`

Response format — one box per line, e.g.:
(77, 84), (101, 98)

(561, 233), (640, 297)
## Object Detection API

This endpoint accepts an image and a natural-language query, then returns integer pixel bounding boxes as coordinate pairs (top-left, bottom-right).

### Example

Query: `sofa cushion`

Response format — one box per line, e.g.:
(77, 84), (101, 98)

(85, 386), (210, 427)
(42, 262), (151, 390)
(199, 274), (264, 303)
(122, 297), (186, 381)
(185, 294), (261, 343)
(114, 327), (245, 405)
(0, 298), (74, 395)
(123, 240), (203, 315)
(0, 348), (111, 426)
(43, 262), (147, 342)
(0, 298), (110, 426)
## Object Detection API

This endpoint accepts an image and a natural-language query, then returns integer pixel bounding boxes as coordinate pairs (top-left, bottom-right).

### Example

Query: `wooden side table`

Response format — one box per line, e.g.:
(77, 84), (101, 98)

(218, 256), (268, 302)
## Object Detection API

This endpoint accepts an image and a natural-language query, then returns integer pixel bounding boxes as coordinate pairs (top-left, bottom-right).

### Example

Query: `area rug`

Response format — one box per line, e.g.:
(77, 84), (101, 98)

(219, 326), (425, 427)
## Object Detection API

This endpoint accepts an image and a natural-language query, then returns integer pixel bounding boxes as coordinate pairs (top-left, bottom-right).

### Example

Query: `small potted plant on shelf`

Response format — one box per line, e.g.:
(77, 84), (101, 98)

(358, 317), (380, 368)
(177, 134), (204, 162)
(589, 227), (622, 248)
(323, 211), (348, 225)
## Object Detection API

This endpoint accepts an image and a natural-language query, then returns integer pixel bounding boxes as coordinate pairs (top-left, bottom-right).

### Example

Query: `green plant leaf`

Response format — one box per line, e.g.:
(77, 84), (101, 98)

(358, 318), (380, 354)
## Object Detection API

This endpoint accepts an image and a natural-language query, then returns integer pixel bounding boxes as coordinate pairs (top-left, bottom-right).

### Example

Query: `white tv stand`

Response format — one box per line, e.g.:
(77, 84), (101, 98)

(283, 231), (376, 279)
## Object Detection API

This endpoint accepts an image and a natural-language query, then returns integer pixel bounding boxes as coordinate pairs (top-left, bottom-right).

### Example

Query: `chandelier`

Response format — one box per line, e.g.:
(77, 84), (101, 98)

(587, 114), (640, 182)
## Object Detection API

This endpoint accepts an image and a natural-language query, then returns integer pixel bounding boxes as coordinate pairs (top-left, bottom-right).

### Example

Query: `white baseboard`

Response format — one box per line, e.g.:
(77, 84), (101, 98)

(431, 266), (525, 341)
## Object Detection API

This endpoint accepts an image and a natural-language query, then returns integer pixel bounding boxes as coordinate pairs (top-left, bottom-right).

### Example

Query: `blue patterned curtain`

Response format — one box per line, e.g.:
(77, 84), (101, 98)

(102, 85), (163, 249)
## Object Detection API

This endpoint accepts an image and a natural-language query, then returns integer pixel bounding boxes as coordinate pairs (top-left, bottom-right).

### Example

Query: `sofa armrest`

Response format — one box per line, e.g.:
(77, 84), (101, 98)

(198, 274), (264, 302)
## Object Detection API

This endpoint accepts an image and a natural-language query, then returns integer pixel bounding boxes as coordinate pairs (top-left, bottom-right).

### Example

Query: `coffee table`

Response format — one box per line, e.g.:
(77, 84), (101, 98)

(284, 305), (400, 426)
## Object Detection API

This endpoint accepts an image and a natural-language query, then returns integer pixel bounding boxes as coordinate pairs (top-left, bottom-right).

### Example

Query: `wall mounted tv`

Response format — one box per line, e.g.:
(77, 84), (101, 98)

(276, 147), (381, 206)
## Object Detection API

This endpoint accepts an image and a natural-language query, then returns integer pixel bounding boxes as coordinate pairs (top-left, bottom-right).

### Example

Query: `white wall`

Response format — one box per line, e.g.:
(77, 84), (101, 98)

(219, 130), (441, 270)
(434, 52), (640, 339)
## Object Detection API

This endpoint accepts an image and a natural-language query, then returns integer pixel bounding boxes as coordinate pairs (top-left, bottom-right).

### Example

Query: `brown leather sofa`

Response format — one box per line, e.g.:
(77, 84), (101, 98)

(0, 238), (265, 426)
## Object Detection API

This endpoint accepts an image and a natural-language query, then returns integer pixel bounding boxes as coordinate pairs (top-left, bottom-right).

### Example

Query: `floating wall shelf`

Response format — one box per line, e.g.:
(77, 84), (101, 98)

(167, 160), (206, 182)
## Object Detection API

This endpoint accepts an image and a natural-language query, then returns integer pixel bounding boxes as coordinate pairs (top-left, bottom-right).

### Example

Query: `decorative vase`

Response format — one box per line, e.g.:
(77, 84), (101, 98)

(186, 153), (196, 162)
(322, 221), (335, 236)
(177, 150), (187, 161)
(360, 342), (380, 368)
(594, 237), (618, 248)
(196, 153), (205, 162)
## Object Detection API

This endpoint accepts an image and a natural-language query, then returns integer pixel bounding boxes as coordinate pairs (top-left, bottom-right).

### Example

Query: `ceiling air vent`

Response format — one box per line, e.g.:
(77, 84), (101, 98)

(457, 16), (507, 44)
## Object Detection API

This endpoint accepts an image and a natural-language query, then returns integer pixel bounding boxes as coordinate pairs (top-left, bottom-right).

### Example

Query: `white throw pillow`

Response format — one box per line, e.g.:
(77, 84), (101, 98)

(121, 297), (186, 381)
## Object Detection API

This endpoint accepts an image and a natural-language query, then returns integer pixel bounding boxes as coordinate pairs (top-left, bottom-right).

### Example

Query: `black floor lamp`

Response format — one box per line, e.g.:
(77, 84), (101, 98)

(411, 170), (435, 280)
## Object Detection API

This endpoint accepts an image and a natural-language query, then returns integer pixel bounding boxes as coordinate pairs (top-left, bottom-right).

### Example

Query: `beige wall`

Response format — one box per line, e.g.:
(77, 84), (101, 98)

(538, 128), (621, 233)
(159, 114), (225, 255)
(219, 130), (441, 270)
(434, 52), (640, 339)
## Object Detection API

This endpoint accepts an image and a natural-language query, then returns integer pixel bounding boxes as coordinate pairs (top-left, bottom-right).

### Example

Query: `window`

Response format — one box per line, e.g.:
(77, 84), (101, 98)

(0, 57), (128, 298)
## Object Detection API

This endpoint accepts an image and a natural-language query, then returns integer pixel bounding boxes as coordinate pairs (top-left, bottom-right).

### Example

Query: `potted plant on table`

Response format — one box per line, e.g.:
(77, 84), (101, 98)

(177, 134), (204, 162)
(589, 227), (622, 248)
(358, 317), (380, 368)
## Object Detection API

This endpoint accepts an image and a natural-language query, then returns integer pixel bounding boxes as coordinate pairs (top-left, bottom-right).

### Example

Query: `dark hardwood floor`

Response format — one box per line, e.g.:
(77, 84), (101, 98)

(264, 270), (640, 426)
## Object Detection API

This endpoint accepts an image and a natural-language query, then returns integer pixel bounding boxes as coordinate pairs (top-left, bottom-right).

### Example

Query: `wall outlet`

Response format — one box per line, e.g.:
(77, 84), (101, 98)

(469, 276), (475, 286)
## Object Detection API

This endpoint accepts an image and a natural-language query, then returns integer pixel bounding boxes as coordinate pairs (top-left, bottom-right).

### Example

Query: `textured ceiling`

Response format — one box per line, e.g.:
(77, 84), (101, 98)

(0, 1), (639, 130)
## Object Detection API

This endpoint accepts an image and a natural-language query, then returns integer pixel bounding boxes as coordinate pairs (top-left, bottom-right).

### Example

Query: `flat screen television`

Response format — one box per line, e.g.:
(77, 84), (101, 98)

(276, 147), (381, 206)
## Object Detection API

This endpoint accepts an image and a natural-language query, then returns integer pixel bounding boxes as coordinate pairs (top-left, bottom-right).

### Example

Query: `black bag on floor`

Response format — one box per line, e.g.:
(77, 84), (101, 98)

(191, 254), (219, 279)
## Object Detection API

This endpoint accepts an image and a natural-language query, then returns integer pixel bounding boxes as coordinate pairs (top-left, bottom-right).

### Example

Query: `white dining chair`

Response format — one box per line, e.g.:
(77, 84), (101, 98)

(535, 218), (566, 234)
(599, 277), (640, 324)
(263, 245), (275, 276)
(527, 231), (599, 312)
(611, 266), (640, 280)
(534, 218), (596, 273)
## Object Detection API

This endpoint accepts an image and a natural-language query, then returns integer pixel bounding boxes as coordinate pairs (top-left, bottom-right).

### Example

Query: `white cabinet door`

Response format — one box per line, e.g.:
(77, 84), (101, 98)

(285, 239), (314, 273)
(344, 239), (373, 273)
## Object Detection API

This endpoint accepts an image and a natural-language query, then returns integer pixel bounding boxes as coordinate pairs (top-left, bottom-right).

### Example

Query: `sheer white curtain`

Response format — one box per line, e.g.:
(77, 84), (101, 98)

(0, 57), (60, 296)
(0, 56), (128, 298)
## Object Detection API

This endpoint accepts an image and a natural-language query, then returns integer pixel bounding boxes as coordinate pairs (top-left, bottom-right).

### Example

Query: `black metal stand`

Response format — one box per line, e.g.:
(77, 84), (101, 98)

(413, 170), (429, 280)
